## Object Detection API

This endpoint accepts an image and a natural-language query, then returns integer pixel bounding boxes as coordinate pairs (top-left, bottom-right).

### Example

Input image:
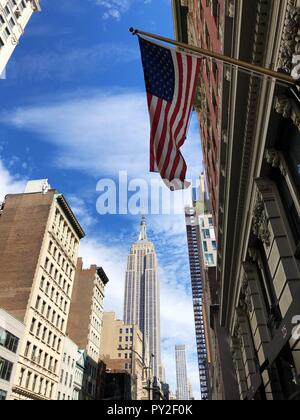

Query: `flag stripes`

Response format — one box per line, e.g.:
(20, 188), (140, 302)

(138, 36), (201, 190)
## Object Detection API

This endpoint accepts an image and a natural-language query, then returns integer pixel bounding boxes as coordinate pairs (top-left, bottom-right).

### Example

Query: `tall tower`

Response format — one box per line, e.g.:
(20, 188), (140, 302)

(123, 217), (161, 379)
(175, 345), (189, 400)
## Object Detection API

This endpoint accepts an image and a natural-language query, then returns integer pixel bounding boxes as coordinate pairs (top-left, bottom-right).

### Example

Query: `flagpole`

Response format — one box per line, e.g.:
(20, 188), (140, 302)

(129, 27), (297, 86)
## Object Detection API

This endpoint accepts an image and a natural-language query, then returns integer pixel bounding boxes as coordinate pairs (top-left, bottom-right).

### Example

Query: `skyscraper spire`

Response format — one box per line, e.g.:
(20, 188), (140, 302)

(124, 217), (162, 379)
(138, 215), (147, 241)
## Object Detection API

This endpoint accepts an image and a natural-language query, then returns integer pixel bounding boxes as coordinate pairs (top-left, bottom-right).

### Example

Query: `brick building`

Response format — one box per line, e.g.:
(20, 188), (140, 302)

(0, 179), (85, 400)
(173, 0), (224, 224)
(67, 258), (109, 400)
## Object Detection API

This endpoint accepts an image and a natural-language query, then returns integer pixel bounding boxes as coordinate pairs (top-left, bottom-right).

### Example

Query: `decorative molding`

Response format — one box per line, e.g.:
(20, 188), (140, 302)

(227, 0), (235, 18)
(274, 96), (300, 131)
(248, 248), (259, 263)
(265, 149), (287, 176)
(278, 2), (300, 72)
(248, 248), (264, 271)
(239, 277), (253, 315)
(252, 194), (271, 247)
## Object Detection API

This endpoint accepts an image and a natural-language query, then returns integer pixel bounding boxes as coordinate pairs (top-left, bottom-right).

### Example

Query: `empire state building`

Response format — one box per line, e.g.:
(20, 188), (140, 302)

(123, 217), (161, 379)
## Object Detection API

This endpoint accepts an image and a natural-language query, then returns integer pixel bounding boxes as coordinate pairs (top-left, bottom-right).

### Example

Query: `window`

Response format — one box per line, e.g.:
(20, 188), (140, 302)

(205, 253), (214, 265)
(0, 327), (19, 353)
(32, 375), (38, 392)
(30, 318), (36, 333)
(202, 229), (210, 239)
(203, 241), (208, 252)
(39, 378), (44, 395)
(19, 368), (25, 386)
(36, 323), (42, 338)
(0, 358), (13, 382)
(35, 296), (41, 310)
(25, 371), (32, 389)
(50, 383), (54, 399)
(31, 346), (37, 361)
(24, 341), (30, 357)
(0, 390), (7, 400)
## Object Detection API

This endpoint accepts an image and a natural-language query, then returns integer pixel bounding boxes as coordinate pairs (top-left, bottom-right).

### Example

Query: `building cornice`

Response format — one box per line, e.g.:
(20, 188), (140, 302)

(219, 0), (272, 326)
(30, 0), (41, 12)
(274, 95), (300, 131)
(277, 1), (300, 72)
(55, 194), (85, 240)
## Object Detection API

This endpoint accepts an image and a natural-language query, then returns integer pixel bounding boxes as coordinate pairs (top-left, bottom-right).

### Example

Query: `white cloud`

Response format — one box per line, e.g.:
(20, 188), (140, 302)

(93, 0), (131, 20)
(92, 0), (152, 20)
(8, 45), (139, 81)
(0, 160), (26, 202)
(79, 236), (127, 318)
(0, 90), (202, 184)
(67, 194), (97, 232)
(1, 90), (150, 178)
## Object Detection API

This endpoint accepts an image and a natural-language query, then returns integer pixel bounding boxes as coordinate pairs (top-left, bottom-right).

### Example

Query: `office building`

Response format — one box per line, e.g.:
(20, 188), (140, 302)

(175, 345), (189, 400)
(100, 311), (152, 400)
(0, 179), (85, 400)
(0, 308), (24, 400)
(0, 0), (41, 76)
(67, 258), (109, 400)
(56, 337), (85, 401)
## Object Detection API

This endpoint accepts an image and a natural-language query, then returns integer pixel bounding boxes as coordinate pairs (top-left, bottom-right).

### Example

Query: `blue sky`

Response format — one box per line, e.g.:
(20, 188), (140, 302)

(0, 0), (203, 399)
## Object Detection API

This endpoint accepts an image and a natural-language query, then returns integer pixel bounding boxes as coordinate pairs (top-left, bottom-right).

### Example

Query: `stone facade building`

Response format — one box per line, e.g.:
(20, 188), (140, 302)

(56, 337), (85, 401)
(0, 179), (85, 400)
(100, 312), (152, 401)
(0, 308), (24, 400)
(175, 0), (300, 400)
(0, 0), (41, 75)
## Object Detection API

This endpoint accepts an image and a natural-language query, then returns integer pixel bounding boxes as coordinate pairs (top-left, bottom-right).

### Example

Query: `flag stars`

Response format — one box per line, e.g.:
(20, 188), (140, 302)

(139, 37), (175, 103)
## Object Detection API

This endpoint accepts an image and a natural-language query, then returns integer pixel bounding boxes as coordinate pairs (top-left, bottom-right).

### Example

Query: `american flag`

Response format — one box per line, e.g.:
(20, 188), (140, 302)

(138, 36), (201, 190)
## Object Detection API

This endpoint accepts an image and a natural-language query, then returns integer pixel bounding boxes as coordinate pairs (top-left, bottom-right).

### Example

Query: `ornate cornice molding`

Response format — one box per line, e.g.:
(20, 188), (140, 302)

(278, 1), (300, 72)
(252, 194), (271, 247)
(274, 96), (300, 131)
(265, 149), (287, 176)
(238, 277), (253, 315)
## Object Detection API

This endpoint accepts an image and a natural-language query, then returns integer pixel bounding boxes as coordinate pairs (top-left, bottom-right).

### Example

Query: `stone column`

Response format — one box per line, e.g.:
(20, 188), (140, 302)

(242, 262), (271, 366)
(236, 307), (259, 393)
(253, 178), (300, 318)
(231, 333), (248, 400)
